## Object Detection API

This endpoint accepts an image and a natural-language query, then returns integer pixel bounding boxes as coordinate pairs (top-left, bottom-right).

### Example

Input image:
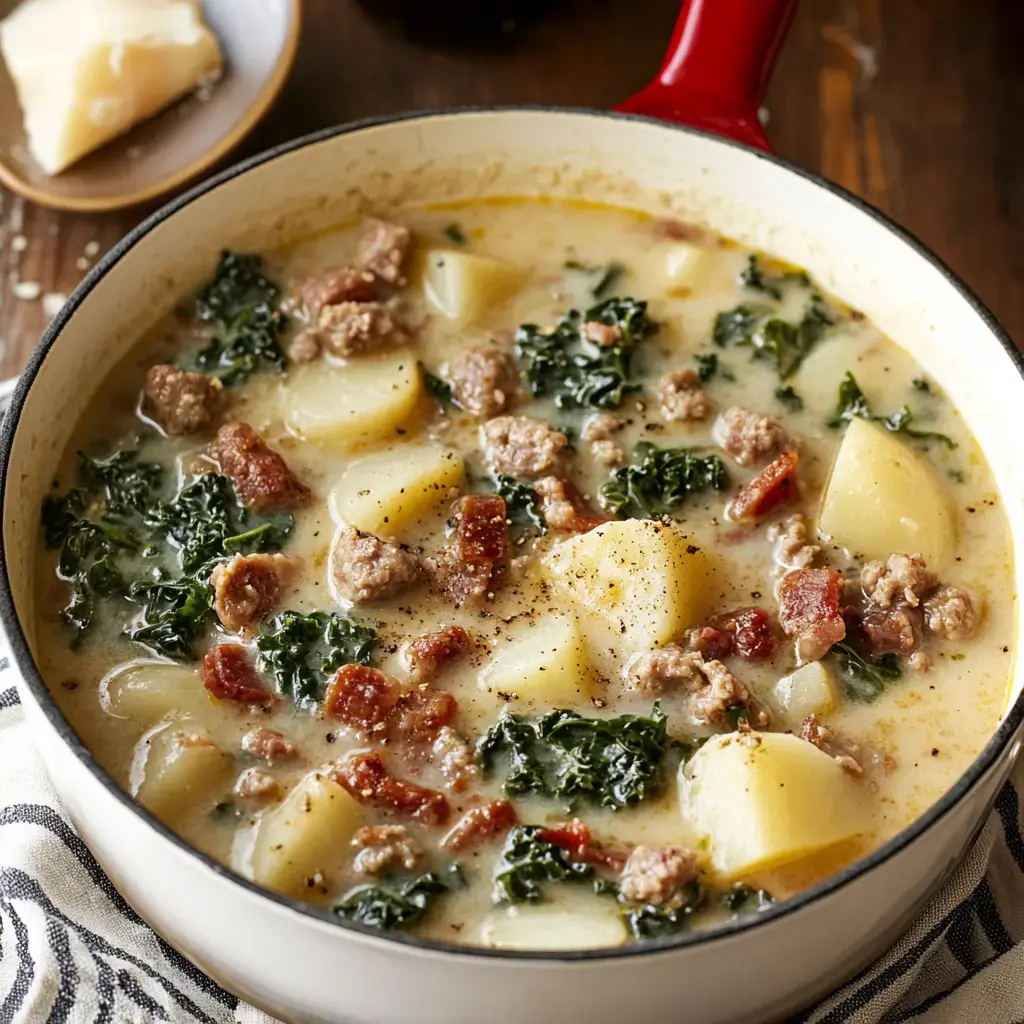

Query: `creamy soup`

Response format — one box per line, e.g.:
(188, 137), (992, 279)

(34, 200), (1015, 950)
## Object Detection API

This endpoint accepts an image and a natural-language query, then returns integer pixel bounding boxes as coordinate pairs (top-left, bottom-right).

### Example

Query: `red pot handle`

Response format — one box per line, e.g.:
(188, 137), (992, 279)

(616, 0), (798, 153)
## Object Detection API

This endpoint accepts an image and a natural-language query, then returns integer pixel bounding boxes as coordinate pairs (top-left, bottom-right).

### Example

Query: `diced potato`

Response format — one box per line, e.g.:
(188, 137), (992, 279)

(101, 659), (213, 723)
(252, 771), (364, 897)
(544, 520), (718, 661)
(818, 417), (955, 569)
(772, 662), (838, 727)
(421, 249), (524, 328)
(282, 349), (421, 450)
(681, 731), (870, 879)
(663, 243), (713, 290)
(482, 907), (628, 950)
(132, 718), (233, 825)
(479, 614), (593, 707)
(329, 443), (464, 537)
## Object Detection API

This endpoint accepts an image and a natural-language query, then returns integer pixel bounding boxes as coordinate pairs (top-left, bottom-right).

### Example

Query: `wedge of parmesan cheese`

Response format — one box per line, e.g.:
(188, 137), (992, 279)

(0, 0), (223, 174)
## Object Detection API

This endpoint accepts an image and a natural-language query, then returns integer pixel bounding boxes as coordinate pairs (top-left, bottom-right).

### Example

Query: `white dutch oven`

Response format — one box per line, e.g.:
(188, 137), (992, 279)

(1, 3), (1022, 1021)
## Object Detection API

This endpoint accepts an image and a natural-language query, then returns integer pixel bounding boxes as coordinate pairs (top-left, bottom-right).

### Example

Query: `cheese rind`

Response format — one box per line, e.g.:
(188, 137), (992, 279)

(0, 0), (224, 174)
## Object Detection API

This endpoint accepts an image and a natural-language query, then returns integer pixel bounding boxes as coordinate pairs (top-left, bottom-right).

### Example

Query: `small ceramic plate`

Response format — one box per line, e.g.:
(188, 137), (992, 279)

(0, 0), (301, 213)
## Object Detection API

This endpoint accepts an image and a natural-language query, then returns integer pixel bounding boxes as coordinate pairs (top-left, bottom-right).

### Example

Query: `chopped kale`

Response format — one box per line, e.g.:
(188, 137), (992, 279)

(912, 377), (933, 394)
(125, 577), (213, 660)
(77, 449), (164, 518)
(256, 610), (376, 708)
(694, 352), (718, 382)
(492, 826), (593, 904)
(564, 260), (626, 300)
(479, 703), (670, 810)
(832, 639), (902, 702)
(828, 371), (956, 449)
(774, 385), (804, 411)
(193, 251), (285, 385)
(738, 254), (810, 301)
(493, 474), (545, 530)
(713, 304), (763, 347)
(623, 885), (704, 940)
(334, 872), (450, 929)
(514, 296), (657, 410)
(418, 362), (454, 406)
(210, 800), (244, 823)
(443, 223), (468, 245)
(722, 883), (775, 914)
(598, 443), (727, 519)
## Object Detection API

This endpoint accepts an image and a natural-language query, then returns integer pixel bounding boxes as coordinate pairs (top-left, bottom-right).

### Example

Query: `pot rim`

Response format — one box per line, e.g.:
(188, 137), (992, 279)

(1, 105), (1021, 963)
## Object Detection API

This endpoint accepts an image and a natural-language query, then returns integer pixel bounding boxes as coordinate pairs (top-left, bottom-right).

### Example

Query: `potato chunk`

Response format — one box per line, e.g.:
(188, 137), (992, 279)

(681, 731), (869, 878)
(329, 443), (464, 537)
(772, 662), (838, 727)
(479, 614), (593, 707)
(482, 907), (628, 950)
(662, 243), (713, 290)
(252, 771), (364, 897)
(132, 718), (233, 825)
(818, 417), (955, 569)
(282, 349), (421, 450)
(101, 660), (212, 723)
(421, 249), (524, 328)
(544, 520), (717, 661)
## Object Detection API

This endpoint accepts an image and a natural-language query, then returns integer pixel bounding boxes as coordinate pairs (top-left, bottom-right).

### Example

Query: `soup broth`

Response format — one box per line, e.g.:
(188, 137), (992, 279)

(34, 200), (1015, 950)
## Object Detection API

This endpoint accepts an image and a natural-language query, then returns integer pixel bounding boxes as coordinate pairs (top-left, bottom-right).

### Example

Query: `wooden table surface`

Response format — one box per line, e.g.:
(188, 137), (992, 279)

(1, 0), (1021, 381)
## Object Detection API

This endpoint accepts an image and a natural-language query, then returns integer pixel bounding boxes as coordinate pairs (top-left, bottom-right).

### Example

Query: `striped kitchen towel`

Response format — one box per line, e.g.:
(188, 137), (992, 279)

(0, 647), (1022, 1023)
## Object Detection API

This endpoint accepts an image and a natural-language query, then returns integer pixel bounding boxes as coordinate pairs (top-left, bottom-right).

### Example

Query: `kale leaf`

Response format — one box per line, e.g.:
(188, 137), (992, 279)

(623, 888), (704, 940)
(564, 260), (626, 300)
(722, 882), (775, 915)
(832, 639), (902, 702)
(599, 443), (727, 519)
(77, 450), (164, 518)
(713, 304), (764, 347)
(126, 577), (214, 660)
(694, 352), (718, 382)
(514, 295), (656, 410)
(774, 385), (804, 411)
(738, 254), (810, 301)
(418, 362), (454, 406)
(334, 872), (450, 929)
(492, 826), (594, 904)
(493, 474), (545, 530)
(443, 223), (468, 245)
(193, 251), (285, 385)
(829, 371), (957, 448)
(479, 703), (670, 810)
(256, 610), (376, 708)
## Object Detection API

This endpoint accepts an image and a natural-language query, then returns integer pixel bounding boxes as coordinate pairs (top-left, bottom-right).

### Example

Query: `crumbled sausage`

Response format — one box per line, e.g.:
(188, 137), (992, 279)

(290, 267), (377, 320)
(801, 714), (864, 776)
(443, 801), (519, 851)
(728, 451), (799, 521)
(536, 818), (627, 871)
(455, 495), (508, 563)
(286, 329), (321, 364)
(431, 725), (478, 791)
(356, 218), (412, 286)
(859, 605), (920, 654)
(767, 514), (820, 570)
(860, 554), (937, 609)
(581, 413), (626, 467)
(241, 727), (296, 764)
(534, 476), (609, 534)
(213, 422), (311, 512)
(713, 406), (791, 466)
(352, 824), (424, 875)
(682, 608), (776, 662)
(333, 751), (450, 826)
(331, 524), (421, 604)
(924, 586), (979, 640)
(316, 300), (408, 357)
(691, 657), (770, 728)
(391, 686), (457, 746)
(323, 664), (400, 730)
(448, 344), (521, 417)
(145, 364), (224, 436)
(619, 846), (700, 908)
(628, 644), (705, 695)
(427, 552), (493, 608)
(235, 767), (284, 802)
(681, 625), (735, 662)
(778, 567), (846, 662)
(481, 415), (569, 478)
(582, 320), (623, 347)
(209, 552), (298, 632)
(909, 651), (932, 672)
(405, 625), (473, 684)
(200, 644), (276, 706)
(658, 369), (712, 423)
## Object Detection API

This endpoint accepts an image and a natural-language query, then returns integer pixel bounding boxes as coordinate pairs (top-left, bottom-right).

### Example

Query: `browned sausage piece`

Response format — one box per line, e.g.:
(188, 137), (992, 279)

(356, 218), (412, 286)
(331, 524), (422, 604)
(443, 801), (518, 851)
(332, 751), (450, 826)
(145, 364), (224, 436)
(447, 345), (521, 417)
(323, 664), (401, 730)
(201, 644), (276, 706)
(213, 422), (311, 512)
(405, 625), (472, 684)
(778, 567), (846, 662)
(210, 553), (298, 632)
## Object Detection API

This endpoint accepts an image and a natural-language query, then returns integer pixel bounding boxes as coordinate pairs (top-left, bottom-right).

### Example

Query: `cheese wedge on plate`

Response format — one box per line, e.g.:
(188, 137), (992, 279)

(0, 0), (223, 174)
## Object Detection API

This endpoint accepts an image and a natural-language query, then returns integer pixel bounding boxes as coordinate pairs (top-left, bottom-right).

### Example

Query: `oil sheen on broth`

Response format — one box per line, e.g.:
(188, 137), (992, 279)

(34, 200), (1015, 950)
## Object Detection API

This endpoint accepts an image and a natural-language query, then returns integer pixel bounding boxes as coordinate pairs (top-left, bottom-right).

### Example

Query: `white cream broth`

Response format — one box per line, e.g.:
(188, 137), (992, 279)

(33, 200), (1015, 949)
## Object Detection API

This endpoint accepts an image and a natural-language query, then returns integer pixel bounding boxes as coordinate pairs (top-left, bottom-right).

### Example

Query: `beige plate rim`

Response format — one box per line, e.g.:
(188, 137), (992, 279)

(0, 0), (303, 214)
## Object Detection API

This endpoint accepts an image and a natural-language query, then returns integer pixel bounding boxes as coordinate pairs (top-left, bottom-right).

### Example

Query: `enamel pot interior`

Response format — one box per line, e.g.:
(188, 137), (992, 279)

(2, 108), (1023, 970)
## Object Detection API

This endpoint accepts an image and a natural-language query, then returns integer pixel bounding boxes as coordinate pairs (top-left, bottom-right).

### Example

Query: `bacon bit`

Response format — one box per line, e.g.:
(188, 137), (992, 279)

(534, 476), (610, 534)
(684, 607), (776, 661)
(213, 422), (311, 512)
(406, 625), (472, 684)
(858, 605), (920, 654)
(241, 727), (296, 763)
(333, 752), (449, 826)
(456, 494), (508, 563)
(442, 800), (518, 851)
(582, 321), (623, 347)
(728, 451), (799, 521)
(683, 624), (734, 662)
(537, 818), (628, 872)
(391, 687), (457, 746)
(779, 567), (846, 662)
(200, 644), (276, 706)
(323, 664), (400, 729)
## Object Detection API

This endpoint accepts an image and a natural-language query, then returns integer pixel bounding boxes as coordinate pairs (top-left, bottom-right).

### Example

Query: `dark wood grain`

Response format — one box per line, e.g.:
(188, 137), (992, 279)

(2, 0), (1022, 380)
